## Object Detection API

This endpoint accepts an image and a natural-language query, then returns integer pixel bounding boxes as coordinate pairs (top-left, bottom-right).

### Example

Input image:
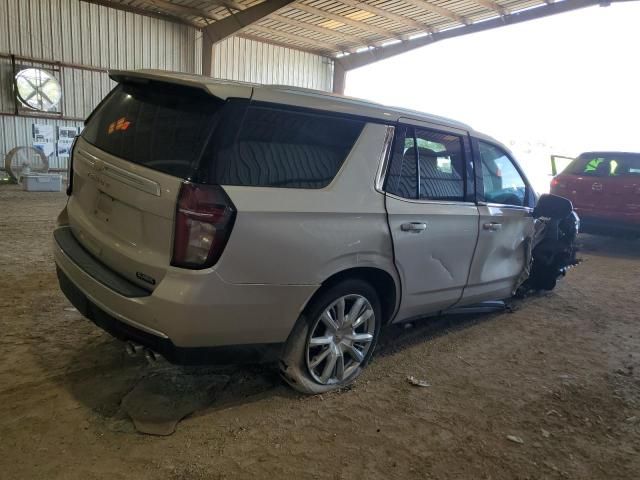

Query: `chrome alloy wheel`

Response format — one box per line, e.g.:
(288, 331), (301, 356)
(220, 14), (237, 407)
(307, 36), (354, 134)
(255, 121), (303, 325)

(306, 294), (376, 385)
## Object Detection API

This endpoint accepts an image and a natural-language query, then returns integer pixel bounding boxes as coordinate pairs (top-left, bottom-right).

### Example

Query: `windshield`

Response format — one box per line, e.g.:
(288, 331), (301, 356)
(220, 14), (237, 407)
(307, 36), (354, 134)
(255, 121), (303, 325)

(82, 82), (222, 178)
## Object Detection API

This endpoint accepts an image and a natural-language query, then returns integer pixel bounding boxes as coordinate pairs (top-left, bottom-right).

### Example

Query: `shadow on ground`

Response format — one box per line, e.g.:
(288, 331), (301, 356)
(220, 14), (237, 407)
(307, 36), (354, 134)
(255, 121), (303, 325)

(577, 232), (640, 259)
(38, 306), (507, 435)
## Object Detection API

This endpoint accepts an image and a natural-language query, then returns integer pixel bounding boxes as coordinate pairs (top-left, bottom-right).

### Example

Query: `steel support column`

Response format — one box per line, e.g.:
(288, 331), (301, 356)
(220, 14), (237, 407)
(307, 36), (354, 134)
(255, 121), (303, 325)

(201, 0), (296, 77)
(332, 61), (346, 95)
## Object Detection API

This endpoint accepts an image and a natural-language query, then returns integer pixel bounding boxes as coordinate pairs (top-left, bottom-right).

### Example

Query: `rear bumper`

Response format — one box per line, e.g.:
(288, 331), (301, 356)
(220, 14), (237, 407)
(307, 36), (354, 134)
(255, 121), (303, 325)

(56, 266), (283, 364)
(53, 226), (317, 363)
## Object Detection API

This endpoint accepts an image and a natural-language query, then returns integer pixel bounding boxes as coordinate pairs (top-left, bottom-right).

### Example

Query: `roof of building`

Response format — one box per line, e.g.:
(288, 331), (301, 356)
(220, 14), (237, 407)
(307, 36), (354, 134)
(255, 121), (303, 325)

(90, 0), (602, 64)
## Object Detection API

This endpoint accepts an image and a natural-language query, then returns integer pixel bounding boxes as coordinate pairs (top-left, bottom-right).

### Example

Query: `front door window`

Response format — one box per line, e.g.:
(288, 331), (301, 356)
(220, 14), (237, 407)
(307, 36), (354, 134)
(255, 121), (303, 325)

(478, 141), (527, 207)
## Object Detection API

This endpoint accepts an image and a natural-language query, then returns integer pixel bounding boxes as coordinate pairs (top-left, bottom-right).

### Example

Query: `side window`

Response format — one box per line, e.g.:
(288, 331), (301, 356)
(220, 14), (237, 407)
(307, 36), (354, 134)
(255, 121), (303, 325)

(415, 129), (465, 201)
(582, 157), (614, 176)
(621, 155), (640, 175)
(602, 156), (640, 176)
(385, 126), (418, 199)
(566, 155), (611, 177)
(385, 126), (466, 201)
(478, 141), (527, 207)
(205, 105), (365, 188)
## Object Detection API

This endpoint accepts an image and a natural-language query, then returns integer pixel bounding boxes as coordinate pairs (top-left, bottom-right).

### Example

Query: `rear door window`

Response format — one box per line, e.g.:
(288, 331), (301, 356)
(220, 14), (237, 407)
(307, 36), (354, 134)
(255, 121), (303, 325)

(201, 105), (365, 188)
(415, 129), (465, 201)
(385, 126), (418, 199)
(82, 82), (223, 178)
(385, 126), (466, 202)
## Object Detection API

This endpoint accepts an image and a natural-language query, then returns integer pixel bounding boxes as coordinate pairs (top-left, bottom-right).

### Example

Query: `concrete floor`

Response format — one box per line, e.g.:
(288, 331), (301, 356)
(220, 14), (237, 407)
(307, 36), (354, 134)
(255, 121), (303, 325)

(1, 185), (638, 479)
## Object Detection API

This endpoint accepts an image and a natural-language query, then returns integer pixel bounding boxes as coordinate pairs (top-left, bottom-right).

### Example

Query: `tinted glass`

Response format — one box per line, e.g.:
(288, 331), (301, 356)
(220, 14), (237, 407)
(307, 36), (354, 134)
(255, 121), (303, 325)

(204, 106), (365, 188)
(624, 155), (640, 174)
(385, 126), (417, 199)
(565, 153), (640, 176)
(415, 129), (465, 201)
(82, 83), (222, 178)
(479, 141), (526, 206)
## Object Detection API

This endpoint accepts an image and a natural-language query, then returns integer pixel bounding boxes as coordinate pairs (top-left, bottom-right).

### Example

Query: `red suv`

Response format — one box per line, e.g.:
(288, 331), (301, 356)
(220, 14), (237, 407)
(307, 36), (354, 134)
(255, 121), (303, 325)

(551, 152), (640, 232)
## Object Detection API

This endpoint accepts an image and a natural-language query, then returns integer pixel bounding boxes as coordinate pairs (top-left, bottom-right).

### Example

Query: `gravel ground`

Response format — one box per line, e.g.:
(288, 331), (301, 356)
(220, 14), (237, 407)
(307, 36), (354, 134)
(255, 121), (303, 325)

(0, 185), (638, 479)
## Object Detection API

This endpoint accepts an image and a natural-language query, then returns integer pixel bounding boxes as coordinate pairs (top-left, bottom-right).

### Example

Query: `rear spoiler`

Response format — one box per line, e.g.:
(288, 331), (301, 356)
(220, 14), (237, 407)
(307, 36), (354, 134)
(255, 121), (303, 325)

(108, 69), (254, 102)
(81, 69), (254, 127)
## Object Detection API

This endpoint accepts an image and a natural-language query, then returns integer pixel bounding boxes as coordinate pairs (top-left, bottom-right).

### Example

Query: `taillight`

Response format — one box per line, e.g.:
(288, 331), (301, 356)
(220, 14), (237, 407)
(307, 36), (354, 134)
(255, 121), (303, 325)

(66, 136), (79, 196)
(171, 182), (236, 269)
(550, 177), (566, 189)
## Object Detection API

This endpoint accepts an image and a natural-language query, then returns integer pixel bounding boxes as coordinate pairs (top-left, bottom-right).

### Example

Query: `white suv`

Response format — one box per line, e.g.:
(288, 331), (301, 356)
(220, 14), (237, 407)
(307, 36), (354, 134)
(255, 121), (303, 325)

(54, 70), (578, 393)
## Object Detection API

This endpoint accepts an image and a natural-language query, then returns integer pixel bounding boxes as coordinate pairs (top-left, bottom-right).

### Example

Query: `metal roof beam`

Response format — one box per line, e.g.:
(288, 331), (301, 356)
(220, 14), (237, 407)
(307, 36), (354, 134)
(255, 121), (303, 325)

(238, 32), (329, 56)
(268, 13), (366, 45)
(470, 0), (509, 16)
(80, 0), (201, 27)
(400, 0), (471, 25)
(337, 0), (435, 35)
(192, 0), (247, 12)
(337, 0), (603, 71)
(247, 24), (342, 53)
(217, 0), (247, 12)
(148, 0), (221, 22)
(293, 3), (400, 41)
(202, 0), (297, 44)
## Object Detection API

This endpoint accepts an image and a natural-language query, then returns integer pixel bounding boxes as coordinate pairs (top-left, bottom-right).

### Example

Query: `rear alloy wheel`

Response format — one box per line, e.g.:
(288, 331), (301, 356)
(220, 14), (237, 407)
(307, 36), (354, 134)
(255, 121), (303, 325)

(306, 295), (375, 385)
(280, 279), (381, 394)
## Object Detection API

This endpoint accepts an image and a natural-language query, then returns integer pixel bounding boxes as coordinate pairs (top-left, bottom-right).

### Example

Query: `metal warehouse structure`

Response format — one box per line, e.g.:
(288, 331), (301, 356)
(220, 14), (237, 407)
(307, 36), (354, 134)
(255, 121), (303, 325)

(0, 0), (612, 169)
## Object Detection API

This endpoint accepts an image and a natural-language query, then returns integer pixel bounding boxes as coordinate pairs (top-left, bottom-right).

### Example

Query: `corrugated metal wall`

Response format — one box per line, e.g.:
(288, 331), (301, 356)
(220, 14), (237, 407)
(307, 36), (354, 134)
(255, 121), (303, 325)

(0, 0), (201, 170)
(211, 36), (333, 91)
(0, 0), (334, 171)
(0, 0), (200, 71)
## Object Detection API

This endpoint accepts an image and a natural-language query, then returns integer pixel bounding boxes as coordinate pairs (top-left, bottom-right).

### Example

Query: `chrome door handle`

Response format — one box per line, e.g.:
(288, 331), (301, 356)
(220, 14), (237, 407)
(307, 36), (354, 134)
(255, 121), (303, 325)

(483, 222), (502, 231)
(401, 222), (427, 233)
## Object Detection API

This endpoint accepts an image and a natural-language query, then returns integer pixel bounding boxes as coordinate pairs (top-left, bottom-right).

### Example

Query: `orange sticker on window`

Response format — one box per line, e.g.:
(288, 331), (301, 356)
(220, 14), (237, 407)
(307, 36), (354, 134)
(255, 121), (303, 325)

(108, 117), (131, 134)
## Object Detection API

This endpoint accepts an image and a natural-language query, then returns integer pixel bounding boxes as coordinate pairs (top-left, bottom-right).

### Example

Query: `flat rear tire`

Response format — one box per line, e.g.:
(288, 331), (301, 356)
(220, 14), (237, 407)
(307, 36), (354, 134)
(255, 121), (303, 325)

(279, 279), (381, 395)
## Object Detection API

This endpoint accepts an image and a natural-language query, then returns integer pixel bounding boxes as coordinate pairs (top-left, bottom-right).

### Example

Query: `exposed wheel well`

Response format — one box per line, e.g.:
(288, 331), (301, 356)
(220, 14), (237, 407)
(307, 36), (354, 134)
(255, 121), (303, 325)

(310, 268), (398, 325)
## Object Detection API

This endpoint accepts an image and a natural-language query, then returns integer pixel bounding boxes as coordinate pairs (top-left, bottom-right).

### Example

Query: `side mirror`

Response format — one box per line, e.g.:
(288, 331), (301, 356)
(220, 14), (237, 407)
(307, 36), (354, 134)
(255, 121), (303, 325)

(533, 193), (573, 219)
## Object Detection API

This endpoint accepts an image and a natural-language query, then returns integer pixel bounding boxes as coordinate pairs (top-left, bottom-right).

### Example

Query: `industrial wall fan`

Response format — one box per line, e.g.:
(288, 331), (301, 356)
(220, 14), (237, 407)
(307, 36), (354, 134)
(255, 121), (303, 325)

(4, 146), (49, 183)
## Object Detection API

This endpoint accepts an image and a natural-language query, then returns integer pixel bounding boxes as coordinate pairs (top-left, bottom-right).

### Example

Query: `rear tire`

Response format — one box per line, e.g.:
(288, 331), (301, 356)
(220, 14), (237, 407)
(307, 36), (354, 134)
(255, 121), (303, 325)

(279, 279), (382, 395)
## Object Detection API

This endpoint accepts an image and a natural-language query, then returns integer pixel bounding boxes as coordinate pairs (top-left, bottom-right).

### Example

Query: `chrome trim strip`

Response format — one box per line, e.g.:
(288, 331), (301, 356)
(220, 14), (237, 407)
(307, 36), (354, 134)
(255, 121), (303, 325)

(76, 149), (161, 197)
(76, 148), (99, 166)
(483, 202), (534, 213)
(385, 192), (476, 206)
(397, 117), (470, 136)
(374, 125), (395, 193)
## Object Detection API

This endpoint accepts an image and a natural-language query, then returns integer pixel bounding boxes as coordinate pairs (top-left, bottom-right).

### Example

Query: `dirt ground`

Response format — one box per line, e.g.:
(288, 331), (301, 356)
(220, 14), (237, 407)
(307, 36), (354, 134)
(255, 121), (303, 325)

(0, 184), (638, 479)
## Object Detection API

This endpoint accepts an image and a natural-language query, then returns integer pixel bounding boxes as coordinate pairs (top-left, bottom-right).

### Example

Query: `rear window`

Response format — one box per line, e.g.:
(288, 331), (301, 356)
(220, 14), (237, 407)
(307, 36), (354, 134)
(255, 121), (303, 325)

(83, 84), (365, 188)
(565, 153), (640, 176)
(82, 82), (222, 178)
(198, 105), (365, 189)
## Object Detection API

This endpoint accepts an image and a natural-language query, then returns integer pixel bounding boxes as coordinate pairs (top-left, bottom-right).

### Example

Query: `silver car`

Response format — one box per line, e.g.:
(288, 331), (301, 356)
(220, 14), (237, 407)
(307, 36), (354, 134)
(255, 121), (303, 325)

(54, 70), (578, 394)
